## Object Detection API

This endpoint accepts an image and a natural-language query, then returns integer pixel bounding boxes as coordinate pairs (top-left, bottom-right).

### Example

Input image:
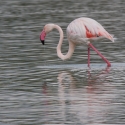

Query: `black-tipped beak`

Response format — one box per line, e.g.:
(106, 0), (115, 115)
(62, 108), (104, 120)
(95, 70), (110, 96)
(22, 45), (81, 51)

(41, 40), (44, 45)
(40, 30), (46, 45)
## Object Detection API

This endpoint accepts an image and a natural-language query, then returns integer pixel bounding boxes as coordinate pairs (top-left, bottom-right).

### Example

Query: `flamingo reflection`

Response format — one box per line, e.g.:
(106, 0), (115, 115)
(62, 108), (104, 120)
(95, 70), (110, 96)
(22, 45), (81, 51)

(57, 67), (114, 124)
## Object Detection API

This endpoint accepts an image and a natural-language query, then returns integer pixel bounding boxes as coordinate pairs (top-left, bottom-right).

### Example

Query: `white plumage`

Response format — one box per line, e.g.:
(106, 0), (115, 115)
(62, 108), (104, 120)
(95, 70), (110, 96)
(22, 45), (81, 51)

(67, 17), (114, 44)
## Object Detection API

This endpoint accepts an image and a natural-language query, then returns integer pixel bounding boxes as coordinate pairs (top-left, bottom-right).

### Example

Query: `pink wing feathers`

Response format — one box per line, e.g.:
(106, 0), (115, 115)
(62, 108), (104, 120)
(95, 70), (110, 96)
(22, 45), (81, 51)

(67, 17), (114, 43)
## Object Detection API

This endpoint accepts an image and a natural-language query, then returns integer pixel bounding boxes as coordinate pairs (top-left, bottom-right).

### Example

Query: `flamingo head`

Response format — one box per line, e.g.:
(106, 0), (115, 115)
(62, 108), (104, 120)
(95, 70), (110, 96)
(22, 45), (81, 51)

(40, 24), (55, 45)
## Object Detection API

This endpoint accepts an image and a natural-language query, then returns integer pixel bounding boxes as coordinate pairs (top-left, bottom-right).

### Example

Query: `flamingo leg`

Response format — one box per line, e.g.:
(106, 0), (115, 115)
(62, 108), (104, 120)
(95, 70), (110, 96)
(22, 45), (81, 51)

(88, 47), (90, 67)
(88, 43), (111, 67)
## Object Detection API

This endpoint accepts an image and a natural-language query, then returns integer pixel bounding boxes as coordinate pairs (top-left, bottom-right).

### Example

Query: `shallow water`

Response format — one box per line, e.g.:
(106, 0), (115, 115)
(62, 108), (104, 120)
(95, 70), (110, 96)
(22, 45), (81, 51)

(0, 0), (125, 124)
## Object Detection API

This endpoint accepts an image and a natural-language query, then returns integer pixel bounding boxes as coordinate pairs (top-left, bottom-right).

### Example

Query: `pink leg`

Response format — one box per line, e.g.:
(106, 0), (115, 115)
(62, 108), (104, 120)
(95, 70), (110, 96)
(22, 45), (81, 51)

(88, 47), (90, 67)
(88, 43), (111, 67)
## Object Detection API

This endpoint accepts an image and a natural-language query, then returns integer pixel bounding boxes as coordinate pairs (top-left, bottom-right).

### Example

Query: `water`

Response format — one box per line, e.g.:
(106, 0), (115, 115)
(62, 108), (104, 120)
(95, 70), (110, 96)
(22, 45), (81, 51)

(0, 0), (125, 124)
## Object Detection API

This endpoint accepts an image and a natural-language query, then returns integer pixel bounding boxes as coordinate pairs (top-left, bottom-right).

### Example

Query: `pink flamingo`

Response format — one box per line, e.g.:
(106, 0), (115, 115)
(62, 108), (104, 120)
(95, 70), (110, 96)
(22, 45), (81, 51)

(40, 17), (114, 67)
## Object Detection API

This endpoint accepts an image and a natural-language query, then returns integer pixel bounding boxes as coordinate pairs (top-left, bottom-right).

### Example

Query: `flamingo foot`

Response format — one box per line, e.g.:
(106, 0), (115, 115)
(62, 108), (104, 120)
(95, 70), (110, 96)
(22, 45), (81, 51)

(88, 43), (111, 67)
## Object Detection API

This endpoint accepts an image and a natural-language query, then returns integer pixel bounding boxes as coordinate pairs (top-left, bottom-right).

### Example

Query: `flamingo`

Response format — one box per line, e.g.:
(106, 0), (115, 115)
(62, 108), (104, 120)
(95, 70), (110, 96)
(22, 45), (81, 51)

(40, 17), (114, 67)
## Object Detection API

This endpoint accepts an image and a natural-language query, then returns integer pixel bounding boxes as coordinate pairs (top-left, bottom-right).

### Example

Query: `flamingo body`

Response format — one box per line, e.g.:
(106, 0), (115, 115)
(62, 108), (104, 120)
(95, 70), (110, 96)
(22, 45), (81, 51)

(67, 17), (114, 45)
(40, 17), (114, 67)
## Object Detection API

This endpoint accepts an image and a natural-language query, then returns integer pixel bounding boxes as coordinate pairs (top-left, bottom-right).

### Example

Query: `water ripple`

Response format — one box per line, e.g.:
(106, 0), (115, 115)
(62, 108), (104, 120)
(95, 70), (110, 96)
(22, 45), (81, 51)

(0, 0), (125, 124)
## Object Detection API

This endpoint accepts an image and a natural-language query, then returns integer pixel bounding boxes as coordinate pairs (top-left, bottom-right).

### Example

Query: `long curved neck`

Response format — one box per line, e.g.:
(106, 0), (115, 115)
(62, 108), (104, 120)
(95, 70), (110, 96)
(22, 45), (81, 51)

(54, 25), (75, 60)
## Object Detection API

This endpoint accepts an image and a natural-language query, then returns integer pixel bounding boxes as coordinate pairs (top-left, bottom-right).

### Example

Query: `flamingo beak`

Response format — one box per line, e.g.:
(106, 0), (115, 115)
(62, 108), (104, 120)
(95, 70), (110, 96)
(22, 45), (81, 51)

(41, 40), (44, 45)
(40, 30), (46, 45)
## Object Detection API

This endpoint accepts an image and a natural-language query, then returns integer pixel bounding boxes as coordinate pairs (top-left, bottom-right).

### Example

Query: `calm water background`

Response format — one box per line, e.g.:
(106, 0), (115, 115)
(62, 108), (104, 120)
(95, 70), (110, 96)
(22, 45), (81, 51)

(0, 0), (125, 124)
